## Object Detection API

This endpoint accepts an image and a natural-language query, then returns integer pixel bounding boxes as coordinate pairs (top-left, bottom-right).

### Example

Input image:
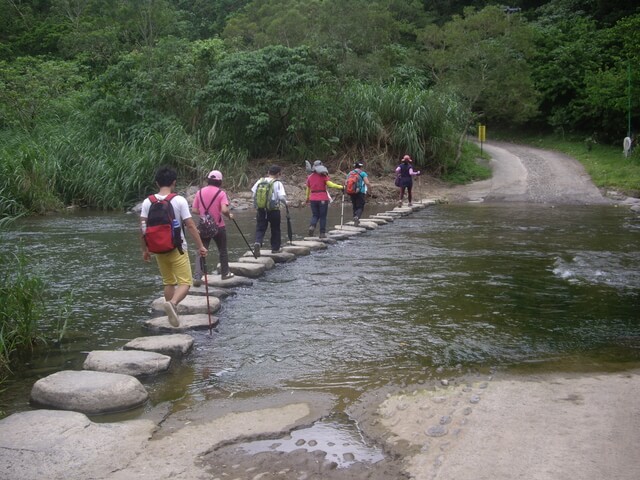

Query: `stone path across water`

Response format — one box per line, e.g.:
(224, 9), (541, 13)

(22, 200), (438, 415)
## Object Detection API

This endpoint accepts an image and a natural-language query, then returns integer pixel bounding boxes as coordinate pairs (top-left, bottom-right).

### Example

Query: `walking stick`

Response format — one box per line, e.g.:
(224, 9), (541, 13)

(200, 256), (212, 335)
(340, 191), (345, 227)
(285, 203), (293, 245)
(231, 217), (258, 259)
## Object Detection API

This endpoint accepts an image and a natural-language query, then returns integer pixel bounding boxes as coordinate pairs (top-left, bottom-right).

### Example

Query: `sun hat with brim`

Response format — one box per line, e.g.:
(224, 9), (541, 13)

(207, 170), (223, 181)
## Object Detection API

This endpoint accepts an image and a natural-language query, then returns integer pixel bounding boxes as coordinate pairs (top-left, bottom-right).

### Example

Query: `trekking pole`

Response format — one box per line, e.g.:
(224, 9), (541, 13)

(231, 217), (258, 259)
(200, 256), (213, 335)
(285, 203), (293, 245)
(340, 191), (345, 228)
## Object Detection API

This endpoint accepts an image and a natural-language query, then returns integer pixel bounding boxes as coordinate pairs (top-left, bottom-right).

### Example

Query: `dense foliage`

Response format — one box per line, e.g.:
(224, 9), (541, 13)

(0, 0), (638, 213)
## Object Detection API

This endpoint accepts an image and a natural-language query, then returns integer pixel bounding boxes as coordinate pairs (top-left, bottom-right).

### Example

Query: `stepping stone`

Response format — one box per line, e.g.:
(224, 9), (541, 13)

(304, 236), (338, 244)
(391, 207), (413, 215)
(333, 225), (367, 233)
(374, 214), (395, 222)
(83, 350), (171, 376)
(365, 217), (388, 225)
(244, 250), (296, 263)
(143, 313), (220, 332)
(290, 240), (328, 251)
(327, 229), (360, 238)
(236, 255), (276, 269)
(225, 261), (266, 278)
(204, 273), (254, 288)
(124, 334), (194, 356)
(282, 244), (311, 256)
(151, 295), (221, 315)
(188, 284), (236, 298)
(347, 220), (377, 230)
(30, 370), (148, 415)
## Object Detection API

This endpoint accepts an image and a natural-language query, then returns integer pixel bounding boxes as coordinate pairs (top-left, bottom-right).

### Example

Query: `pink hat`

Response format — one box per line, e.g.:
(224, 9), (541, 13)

(207, 170), (223, 181)
(403, 155), (412, 163)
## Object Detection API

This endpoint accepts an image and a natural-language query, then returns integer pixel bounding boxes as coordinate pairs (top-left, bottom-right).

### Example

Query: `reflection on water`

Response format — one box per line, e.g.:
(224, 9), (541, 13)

(1, 204), (639, 418)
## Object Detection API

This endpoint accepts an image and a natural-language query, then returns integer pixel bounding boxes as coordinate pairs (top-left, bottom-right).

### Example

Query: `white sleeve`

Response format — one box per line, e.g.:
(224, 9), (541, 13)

(174, 196), (192, 223)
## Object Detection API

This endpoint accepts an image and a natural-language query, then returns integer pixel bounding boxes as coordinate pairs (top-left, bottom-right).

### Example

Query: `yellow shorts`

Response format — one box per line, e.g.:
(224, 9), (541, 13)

(155, 249), (193, 286)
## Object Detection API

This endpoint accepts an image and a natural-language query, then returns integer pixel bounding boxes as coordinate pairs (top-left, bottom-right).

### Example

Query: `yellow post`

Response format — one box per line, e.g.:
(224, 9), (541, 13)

(478, 124), (486, 154)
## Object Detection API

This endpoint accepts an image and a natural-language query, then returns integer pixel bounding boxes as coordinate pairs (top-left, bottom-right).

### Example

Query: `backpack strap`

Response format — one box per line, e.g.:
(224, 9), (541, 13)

(199, 189), (222, 222)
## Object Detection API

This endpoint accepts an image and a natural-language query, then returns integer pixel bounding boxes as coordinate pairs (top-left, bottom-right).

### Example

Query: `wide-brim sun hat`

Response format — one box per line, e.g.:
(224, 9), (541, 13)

(207, 170), (223, 181)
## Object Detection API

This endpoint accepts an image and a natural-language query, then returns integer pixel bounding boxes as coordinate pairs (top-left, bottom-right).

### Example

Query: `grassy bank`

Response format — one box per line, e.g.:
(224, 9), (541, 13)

(495, 132), (640, 196)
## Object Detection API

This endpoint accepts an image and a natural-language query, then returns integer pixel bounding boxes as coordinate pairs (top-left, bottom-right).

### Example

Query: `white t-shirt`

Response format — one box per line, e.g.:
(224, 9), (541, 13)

(141, 194), (191, 251)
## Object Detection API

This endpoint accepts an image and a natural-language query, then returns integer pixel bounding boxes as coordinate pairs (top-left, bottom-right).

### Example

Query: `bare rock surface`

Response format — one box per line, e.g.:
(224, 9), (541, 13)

(83, 350), (171, 376)
(151, 294), (220, 315)
(123, 333), (194, 356)
(143, 313), (219, 332)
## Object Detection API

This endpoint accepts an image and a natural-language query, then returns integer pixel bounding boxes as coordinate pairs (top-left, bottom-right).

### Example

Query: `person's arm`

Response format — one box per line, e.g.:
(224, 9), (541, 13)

(363, 174), (372, 191)
(183, 217), (207, 257)
(409, 167), (421, 176)
(140, 215), (150, 262)
(326, 180), (343, 190)
(191, 190), (201, 215)
(305, 185), (311, 202)
(276, 180), (287, 205)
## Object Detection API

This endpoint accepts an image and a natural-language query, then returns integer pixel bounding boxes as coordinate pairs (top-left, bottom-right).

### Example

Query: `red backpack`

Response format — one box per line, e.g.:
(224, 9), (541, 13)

(345, 170), (362, 195)
(144, 193), (184, 254)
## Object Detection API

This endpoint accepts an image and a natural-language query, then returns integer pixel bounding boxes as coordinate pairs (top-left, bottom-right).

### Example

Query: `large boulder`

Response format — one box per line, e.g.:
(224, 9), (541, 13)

(0, 409), (154, 480)
(30, 370), (148, 414)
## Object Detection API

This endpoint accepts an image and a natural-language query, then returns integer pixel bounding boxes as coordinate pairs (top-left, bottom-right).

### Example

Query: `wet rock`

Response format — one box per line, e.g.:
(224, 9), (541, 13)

(282, 244), (311, 256)
(151, 295), (221, 315)
(123, 333), (194, 357)
(30, 370), (148, 414)
(439, 415), (452, 425)
(426, 425), (448, 437)
(143, 313), (219, 332)
(236, 255), (276, 269)
(226, 261), (267, 278)
(83, 350), (171, 376)
(469, 394), (481, 404)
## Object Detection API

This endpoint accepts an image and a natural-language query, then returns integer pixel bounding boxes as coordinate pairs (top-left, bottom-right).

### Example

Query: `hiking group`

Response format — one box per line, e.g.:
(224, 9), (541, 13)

(140, 158), (410, 326)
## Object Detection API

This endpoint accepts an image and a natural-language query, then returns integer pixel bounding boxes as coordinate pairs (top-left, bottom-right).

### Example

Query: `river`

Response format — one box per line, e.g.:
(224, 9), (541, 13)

(1, 202), (639, 419)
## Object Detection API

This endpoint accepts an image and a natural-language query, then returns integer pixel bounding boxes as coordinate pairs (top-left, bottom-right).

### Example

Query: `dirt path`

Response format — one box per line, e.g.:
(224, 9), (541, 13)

(428, 141), (611, 204)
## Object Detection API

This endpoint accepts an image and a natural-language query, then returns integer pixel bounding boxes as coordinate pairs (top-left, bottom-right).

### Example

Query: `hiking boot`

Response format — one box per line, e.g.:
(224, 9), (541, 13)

(308, 226), (315, 236)
(221, 272), (235, 280)
(397, 200), (403, 207)
(253, 243), (261, 256)
(353, 216), (359, 227)
(163, 302), (180, 327)
(271, 248), (283, 253)
(319, 232), (327, 239)
(193, 278), (202, 287)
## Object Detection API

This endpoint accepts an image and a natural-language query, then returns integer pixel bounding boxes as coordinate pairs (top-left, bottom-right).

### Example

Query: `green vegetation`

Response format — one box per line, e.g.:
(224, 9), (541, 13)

(0, 1), (638, 215)
(0, 249), (45, 381)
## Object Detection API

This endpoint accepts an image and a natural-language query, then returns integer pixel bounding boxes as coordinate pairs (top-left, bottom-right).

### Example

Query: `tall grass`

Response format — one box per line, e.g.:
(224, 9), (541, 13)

(0, 250), (45, 380)
(339, 83), (469, 173)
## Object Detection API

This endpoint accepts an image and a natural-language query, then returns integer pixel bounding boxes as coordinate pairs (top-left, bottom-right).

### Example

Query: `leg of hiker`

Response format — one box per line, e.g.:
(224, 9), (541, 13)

(192, 236), (212, 286)
(212, 228), (231, 278)
(309, 200), (320, 235)
(407, 184), (413, 205)
(157, 249), (192, 326)
(353, 193), (365, 223)
(318, 200), (328, 235)
(269, 209), (282, 252)
(254, 208), (268, 254)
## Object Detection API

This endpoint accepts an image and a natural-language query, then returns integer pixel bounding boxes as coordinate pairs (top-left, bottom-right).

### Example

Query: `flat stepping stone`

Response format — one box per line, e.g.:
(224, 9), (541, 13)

(83, 350), (171, 376)
(290, 240), (328, 251)
(390, 207), (414, 215)
(204, 273), (254, 288)
(365, 217), (388, 225)
(143, 313), (220, 332)
(333, 225), (367, 233)
(346, 220), (378, 229)
(281, 244), (311, 256)
(188, 284), (236, 298)
(223, 261), (266, 278)
(327, 229), (360, 238)
(124, 334), (194, 356)
(236, 256), (276, 269)
(30, 370), (148, 415)
(244, 250), (296, 263)
(374, 214), (395, 222)
(151, 295), (221, 315)
(304, 236), (338, 244)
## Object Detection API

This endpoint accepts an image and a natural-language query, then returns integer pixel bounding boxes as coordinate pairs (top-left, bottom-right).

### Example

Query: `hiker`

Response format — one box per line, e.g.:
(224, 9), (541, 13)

(140, 166), (207, 327)
(251, 165), (287, 255)
(345, 161), (372, 227)
(395, 154), (421, 206)
(191, 170), (235, 285)
(305, 162), (343, 238)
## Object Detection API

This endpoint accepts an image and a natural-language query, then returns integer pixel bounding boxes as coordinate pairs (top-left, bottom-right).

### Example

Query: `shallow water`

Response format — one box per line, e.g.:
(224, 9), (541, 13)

(1, 203), (639, 419)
